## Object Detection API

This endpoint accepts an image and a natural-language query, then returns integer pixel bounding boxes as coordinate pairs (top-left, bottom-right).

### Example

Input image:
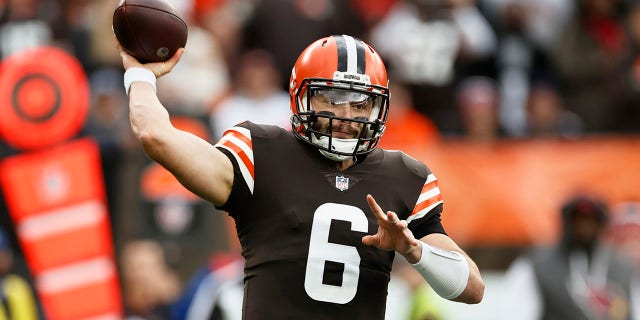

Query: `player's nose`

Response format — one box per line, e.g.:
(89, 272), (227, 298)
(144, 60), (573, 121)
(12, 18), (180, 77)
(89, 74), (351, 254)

(333, 104), (353, 119)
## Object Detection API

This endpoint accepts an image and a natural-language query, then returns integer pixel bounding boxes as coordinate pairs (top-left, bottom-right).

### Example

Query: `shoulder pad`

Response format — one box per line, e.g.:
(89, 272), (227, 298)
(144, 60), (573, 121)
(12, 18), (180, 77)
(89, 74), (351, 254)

(394, 151), (431, 179)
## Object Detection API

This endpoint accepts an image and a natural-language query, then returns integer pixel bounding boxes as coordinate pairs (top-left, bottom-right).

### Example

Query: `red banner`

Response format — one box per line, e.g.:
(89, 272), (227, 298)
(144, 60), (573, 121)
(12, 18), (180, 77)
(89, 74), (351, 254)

(0, 139), (122, 319)
(402, 137), (640, 247)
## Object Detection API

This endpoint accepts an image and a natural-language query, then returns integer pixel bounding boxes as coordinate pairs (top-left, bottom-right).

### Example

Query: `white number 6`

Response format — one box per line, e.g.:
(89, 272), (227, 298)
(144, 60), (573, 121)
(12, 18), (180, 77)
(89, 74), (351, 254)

(304, 203), (369, 304)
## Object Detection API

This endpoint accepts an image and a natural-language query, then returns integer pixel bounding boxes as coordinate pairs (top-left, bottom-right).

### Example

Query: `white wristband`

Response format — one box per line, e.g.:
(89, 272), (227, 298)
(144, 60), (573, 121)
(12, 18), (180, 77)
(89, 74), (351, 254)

(410, 241), (469, 299)
(123, 67), (156, 96)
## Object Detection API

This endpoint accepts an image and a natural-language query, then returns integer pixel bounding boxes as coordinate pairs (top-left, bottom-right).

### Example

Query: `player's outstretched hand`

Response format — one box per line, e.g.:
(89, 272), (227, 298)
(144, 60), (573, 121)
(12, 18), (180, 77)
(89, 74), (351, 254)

(115, 38), (184, 78)
(362, 194), (420, 257)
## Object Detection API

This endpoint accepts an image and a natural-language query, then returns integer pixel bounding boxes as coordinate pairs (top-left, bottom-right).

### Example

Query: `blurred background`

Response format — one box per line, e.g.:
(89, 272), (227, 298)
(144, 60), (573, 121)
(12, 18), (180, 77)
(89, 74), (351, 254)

(0, 0), (639, 319)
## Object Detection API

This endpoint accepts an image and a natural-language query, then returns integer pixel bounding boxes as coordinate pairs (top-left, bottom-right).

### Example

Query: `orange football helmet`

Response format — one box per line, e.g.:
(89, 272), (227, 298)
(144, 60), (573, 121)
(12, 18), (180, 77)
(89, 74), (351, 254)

(289, 35), (390, 161)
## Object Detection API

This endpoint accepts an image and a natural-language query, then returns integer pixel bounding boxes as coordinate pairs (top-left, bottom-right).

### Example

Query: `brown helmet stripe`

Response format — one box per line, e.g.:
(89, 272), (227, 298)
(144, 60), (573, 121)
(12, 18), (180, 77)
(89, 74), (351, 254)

(333, 35), (366, 74)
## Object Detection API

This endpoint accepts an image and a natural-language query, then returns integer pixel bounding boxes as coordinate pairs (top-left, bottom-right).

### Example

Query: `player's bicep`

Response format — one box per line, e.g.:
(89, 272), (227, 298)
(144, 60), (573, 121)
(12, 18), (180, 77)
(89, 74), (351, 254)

(150, 127), (234, 206)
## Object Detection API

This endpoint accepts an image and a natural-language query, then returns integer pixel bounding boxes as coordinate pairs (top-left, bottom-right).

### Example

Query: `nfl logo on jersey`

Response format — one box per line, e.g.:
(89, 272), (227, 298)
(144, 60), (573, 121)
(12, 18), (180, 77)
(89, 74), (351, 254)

(335, 176), (349, 191)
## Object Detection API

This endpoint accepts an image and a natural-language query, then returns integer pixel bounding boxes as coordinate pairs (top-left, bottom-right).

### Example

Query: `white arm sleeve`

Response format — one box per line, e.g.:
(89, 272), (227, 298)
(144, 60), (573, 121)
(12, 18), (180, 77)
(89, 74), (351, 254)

(411, 241), (469, 299)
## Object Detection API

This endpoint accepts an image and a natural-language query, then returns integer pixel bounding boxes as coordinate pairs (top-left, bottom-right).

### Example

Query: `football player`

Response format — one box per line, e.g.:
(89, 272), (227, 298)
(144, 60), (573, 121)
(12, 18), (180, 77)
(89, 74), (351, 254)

(117, 34), (484, 319)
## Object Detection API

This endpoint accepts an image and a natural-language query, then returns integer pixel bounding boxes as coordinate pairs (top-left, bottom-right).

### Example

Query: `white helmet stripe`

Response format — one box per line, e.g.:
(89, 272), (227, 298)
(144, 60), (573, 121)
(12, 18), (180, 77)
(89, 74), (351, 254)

(334, 35), (366, 74)
(343, 35), (358, 74)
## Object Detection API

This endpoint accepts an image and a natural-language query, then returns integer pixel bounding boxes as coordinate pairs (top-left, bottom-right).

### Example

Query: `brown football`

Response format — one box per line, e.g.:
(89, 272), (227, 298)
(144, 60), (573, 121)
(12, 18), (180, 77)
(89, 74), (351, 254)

(113, 0), (188, 63)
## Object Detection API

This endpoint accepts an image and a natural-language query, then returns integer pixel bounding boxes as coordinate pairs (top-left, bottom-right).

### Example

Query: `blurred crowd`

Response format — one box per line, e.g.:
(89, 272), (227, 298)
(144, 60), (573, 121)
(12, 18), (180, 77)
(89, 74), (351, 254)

(4, 0), (640, 141)
(0, 0), (640, 319)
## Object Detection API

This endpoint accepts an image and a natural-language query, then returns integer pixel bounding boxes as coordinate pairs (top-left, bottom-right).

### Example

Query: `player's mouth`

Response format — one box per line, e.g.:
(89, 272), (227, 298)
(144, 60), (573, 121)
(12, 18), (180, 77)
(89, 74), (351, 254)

(331, 127), (359, 139)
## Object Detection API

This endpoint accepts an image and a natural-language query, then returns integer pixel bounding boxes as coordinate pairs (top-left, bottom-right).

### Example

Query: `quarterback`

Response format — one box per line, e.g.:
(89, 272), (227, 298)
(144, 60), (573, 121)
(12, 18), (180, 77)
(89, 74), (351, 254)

(118, 34), (484, 319)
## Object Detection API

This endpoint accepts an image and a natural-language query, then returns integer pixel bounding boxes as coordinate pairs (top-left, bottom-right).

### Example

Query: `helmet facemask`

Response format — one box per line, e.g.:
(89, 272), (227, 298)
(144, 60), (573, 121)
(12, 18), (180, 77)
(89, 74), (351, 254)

(291, 77), (389, 161)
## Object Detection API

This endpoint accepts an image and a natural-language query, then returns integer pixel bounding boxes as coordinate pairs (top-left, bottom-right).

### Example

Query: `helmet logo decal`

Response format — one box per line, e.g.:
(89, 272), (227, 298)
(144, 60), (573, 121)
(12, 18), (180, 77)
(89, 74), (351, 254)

(333, 35), (366, 74)
(333, 71), (371, 85)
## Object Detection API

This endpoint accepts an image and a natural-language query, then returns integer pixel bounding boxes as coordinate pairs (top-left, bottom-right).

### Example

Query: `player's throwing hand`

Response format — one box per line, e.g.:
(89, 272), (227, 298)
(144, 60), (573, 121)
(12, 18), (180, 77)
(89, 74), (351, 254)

(116, 39), (184, 78)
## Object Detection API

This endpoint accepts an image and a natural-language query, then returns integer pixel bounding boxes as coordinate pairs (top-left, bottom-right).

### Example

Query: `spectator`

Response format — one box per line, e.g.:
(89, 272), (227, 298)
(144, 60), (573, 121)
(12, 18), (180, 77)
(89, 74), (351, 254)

(192, 0), (252, 69)
(611, 0), (640, 133)
(209, 49), (290, 140)
(0, 227), (39, 320)
(119, 239), (181, 320)
(377, 82), (439, 150)
(369, 0), (497, 134)
(455, 76), (504, 141)
(0, 0), (64, 59)
(156, 1), (231, 117)
(349, 0), (399, 29)
(83, 68), (137, 237)
(606, 201), (640, 268)
(551, 0), (628, 133)
(242, 0), (367, 90)
(82, 0), (127, 70)
(480, 0), (574, 136)
(171, 252), (244, 320)
(524, 80), (584, 138)
(501, 194), (639, 320)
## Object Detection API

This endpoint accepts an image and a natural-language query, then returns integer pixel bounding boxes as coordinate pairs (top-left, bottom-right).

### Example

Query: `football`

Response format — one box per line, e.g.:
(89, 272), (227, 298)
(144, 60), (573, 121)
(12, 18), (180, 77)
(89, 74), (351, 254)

(113, 0), (188, 63)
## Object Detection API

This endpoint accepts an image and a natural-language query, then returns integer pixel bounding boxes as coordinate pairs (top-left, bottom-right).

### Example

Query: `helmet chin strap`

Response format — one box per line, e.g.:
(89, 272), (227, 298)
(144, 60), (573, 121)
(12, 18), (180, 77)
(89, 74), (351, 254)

(311, 135), (358, 161)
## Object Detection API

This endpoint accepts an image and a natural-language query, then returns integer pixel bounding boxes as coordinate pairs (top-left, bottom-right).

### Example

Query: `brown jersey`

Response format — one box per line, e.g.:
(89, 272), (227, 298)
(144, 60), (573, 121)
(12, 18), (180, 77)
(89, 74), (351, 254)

(215, 122), (445, 320)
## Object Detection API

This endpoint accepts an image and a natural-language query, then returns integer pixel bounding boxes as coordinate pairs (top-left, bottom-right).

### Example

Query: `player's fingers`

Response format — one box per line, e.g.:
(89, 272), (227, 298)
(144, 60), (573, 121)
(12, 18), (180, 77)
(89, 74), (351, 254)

(114, 35), (123, 51)
(366, 194), (386, 221)
(175, 47), (185, 59)
(149, 48), (184, 77)
(164, 47), (183, 65)
(120, 52), (143, 70)
(386, 211), (401, 225)
(405, 232), (419, 247)
(361, 234), (380, 247)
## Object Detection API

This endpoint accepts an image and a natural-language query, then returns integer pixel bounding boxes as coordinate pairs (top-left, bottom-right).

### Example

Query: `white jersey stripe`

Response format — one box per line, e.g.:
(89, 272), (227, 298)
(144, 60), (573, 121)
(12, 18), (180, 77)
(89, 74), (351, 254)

(407, 200), (443, 224)
(417, 187), (441, 203)
(216, 143), (254, 194)
(215, 127), (255, 194)
(408, 173), (443, 223)
(219, 134), (254, 164)
(223, 126), (251, 142)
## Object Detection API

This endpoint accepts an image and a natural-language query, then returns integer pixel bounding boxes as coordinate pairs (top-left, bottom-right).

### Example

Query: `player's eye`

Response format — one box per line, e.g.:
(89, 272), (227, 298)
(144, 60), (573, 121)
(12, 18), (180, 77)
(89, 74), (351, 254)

(350, 98), (373, 111)
(351, 101), (367, 110)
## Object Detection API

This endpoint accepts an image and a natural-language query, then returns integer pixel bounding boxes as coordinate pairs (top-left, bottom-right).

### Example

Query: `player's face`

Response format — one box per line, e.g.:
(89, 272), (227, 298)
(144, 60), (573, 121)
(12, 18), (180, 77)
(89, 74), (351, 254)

(310, 89), (374, 139)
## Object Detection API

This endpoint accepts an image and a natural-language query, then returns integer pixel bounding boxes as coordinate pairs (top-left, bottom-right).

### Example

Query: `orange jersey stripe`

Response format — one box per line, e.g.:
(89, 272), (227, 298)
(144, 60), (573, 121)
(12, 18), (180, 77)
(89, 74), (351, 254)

(421, 180), (438, 194)
(225, 130), (253, 150)
(221, 140), (255, 178)
(410, 194), (443, 216)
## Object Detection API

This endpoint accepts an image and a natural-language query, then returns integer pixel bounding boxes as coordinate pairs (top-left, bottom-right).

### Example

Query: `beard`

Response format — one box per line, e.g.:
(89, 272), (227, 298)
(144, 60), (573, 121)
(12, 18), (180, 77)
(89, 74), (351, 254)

(312, 118), (362, 139)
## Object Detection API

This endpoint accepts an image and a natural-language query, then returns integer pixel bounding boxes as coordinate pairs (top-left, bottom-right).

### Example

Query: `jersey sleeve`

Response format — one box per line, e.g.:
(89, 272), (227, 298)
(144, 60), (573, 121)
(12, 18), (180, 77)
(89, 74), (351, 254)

(409, 204), (446, 239)
(213, 123), (254, 214)
(398, 152), (446, 239)
(407, 172), (444, 224)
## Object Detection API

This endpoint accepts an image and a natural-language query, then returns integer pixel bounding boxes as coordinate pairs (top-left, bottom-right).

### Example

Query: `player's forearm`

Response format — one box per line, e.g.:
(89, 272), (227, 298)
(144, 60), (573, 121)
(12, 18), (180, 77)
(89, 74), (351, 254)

(128, 82), (173, 159)
(451, 255), (484, 304)
(409, 238), (484, 304)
